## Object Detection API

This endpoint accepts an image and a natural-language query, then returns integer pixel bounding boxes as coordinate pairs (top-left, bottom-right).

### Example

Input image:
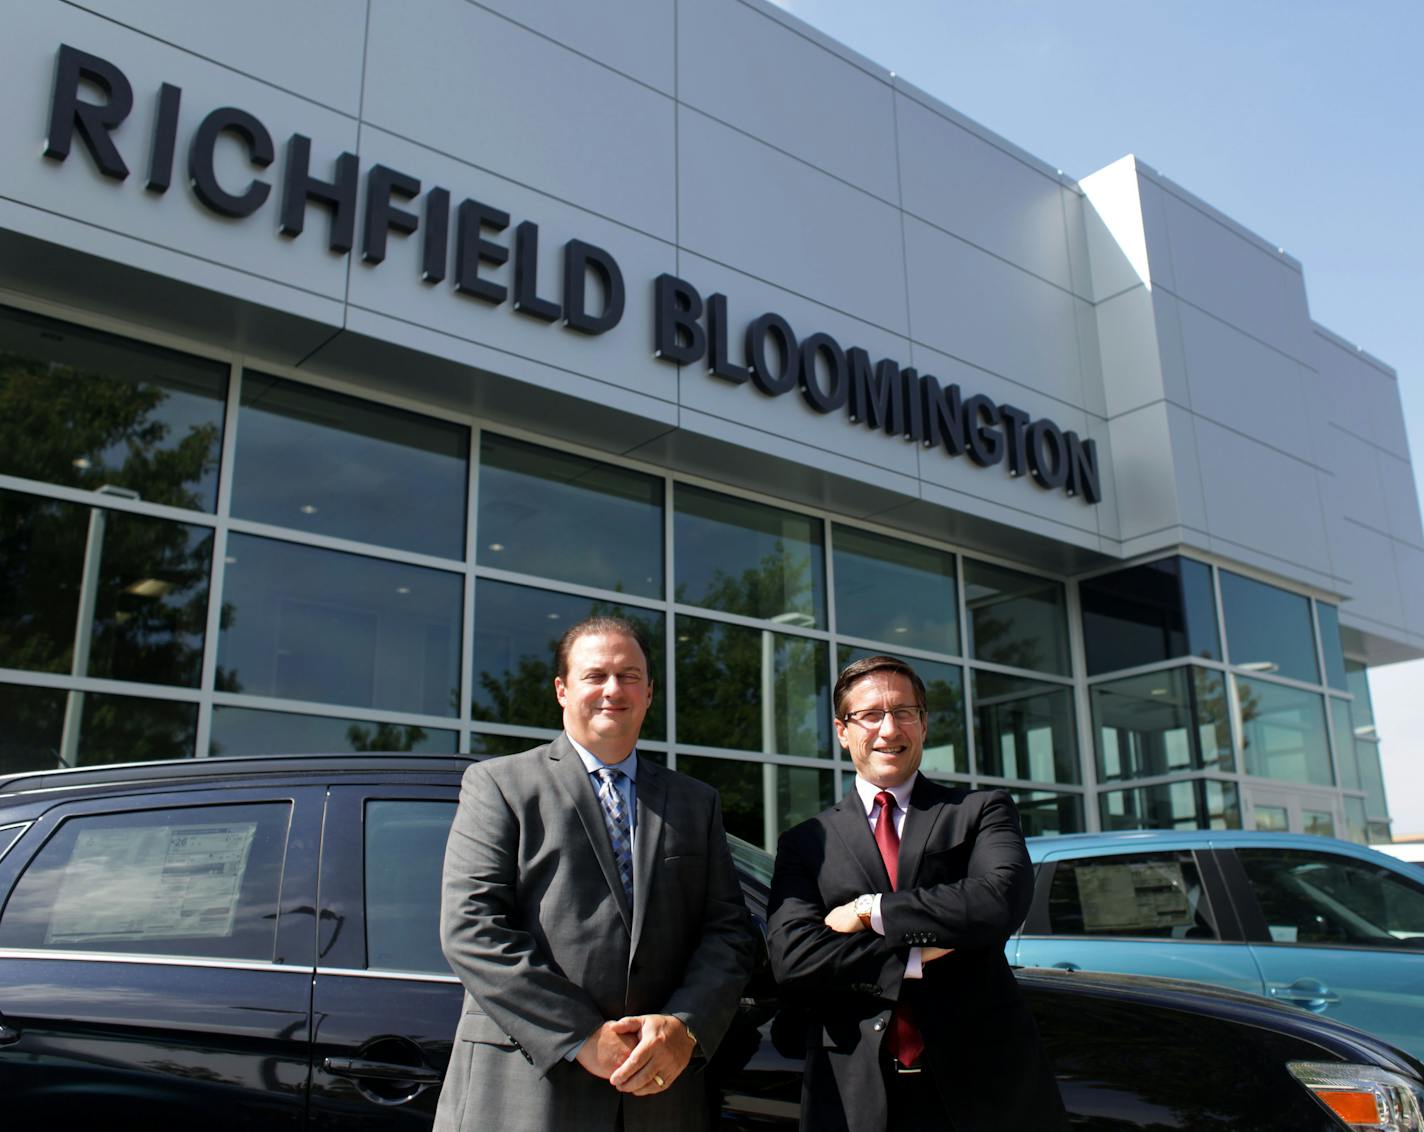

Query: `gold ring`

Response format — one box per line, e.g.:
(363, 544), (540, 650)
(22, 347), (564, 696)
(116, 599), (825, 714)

(654, 1074), (665, 1087)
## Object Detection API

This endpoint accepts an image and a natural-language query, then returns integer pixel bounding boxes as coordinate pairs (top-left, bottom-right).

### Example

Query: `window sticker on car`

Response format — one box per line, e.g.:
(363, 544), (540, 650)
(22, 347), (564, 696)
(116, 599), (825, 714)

(47, 823), (257, 944)
(1268, 924), (1299, 943)
(1077, 861), (1192, 932)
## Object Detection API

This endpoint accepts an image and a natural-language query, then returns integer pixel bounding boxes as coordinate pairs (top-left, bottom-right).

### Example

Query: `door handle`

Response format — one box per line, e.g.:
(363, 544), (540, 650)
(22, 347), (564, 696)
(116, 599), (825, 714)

(323, 1056), (442, 1085)
(0, 1021), (20, 1045)
(1267, 979), (1340, 1012)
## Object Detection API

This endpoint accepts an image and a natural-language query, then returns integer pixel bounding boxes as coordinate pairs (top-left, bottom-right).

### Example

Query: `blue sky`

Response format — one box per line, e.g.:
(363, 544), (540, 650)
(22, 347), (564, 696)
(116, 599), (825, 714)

(773, 0), (1424, 834)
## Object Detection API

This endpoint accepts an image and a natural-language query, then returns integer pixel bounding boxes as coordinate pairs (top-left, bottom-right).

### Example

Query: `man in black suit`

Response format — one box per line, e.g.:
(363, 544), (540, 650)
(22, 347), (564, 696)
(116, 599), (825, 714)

(767, 654), (1065, 1131)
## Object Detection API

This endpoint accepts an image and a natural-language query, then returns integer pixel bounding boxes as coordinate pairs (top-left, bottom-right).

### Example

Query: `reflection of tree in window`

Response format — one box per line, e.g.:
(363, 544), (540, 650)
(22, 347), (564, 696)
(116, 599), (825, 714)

(0, 350), (221, 510)
(347, 721), (430, 752)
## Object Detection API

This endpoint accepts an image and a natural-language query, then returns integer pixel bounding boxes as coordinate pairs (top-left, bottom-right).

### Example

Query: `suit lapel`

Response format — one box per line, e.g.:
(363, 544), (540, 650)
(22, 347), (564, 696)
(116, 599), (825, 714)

(898, 775), (949, 891)
(629, 758), (667, 949)
(827, 788), (893, 892)
(548, 733), (633, 932)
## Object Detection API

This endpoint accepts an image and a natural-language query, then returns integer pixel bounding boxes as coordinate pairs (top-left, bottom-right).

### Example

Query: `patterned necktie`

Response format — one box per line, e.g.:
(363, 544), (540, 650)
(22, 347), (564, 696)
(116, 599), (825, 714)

(875, 790), (925, 1068)
(596, 767), (634, 903)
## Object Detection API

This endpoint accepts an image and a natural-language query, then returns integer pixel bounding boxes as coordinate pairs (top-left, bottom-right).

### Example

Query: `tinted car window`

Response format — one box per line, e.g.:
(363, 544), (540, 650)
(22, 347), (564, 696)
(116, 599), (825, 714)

(1237, 848), (1424, 949)
(0, 802), (289, 960)
(1048, 852), (1218, 939)
(364, 799), (457, 974)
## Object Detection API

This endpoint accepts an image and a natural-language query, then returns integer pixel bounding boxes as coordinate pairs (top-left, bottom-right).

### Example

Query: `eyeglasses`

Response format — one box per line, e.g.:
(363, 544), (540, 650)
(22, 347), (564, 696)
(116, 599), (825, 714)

(841, 707), (925, 729)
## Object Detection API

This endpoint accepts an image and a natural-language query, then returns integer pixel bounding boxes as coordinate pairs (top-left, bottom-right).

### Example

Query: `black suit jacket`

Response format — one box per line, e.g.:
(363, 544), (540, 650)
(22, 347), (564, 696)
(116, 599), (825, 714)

(767, 778), (1065, 1132)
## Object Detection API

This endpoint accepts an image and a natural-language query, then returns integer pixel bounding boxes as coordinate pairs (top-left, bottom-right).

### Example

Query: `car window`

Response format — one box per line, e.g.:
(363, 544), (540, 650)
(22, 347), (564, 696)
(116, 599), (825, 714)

(1236, 848), (1424, 949)
(364, 799), (457, 974)
(1047, 852), (1219, 939)
(0, 802), (290, 961)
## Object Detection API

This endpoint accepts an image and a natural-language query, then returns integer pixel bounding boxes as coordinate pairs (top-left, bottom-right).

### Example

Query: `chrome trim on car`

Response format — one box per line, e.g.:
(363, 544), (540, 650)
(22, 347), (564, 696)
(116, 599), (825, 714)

(316, 965), (460, 984)
(0, 947), (313, 973)
(0, 822), (30, 862)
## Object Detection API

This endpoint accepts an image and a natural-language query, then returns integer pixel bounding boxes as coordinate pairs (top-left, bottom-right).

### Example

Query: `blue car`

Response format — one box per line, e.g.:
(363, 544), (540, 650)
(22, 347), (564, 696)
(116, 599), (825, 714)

(1010, 830), (1424, 1060)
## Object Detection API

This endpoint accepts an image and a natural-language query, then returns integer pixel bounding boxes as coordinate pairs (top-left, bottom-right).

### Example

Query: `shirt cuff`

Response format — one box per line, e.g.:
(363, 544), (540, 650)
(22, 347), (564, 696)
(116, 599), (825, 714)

(904, 948), (924, 979)
(869, 893), (885, 935)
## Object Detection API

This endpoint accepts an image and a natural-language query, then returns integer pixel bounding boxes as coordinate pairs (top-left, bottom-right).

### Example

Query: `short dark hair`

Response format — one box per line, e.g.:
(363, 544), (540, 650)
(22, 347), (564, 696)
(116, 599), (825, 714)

(555, 615), (654, 680)
(833, 654), (927, 717)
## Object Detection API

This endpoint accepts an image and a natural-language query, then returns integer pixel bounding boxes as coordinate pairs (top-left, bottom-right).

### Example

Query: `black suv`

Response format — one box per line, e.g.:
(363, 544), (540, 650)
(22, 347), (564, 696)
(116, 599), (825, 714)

(1, 755), (1421, 1130)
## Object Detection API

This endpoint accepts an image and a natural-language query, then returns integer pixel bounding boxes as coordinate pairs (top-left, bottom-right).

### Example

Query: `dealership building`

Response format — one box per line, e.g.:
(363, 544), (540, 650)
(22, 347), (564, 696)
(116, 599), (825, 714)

(2, 0), (1420, 847)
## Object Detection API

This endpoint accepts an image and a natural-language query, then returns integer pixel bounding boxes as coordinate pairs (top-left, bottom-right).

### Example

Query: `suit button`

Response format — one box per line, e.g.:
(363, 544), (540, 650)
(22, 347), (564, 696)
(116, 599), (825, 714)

(873, 1019), (886, 1032)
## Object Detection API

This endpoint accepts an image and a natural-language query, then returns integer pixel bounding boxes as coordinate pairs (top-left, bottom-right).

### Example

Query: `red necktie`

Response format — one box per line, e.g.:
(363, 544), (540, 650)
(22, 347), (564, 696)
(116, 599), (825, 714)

(874, 790), (925, 1068)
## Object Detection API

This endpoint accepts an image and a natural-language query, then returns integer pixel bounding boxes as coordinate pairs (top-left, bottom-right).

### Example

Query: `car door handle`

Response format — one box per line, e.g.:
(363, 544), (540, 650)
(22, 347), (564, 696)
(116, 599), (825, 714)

(323, 1056), (443, 1084)
(0, 1021), (20, 1045)
(1267, 979), (1340, 1010)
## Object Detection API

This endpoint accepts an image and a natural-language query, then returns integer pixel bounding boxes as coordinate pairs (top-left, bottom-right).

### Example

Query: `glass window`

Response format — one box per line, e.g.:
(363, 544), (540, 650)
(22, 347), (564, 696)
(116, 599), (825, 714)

(210, 707), (457, 757)
(472, 579), (665, 739)
(1010, 790), (1084, 837)
(1099, 779), (1241, 832)
(1220, 571), (1319, 685)
(973, 671), (1077, 783)
(0, 305), (227, 511)
(218, 534), (461, 717)
(0, 802), (289, 960)
(232, 373), (468, 559)
(67, 690), (198, 765)
(1344, 659), (1376, 736)
(1047, 852), (1218, 938)
(963, 559), (1069, 675)
(477, 433), (662, 598)
(1092, 666), (1232, 783)
(365, 800), (457, 974)
(674, 485), (825, 627)
(0, 491), (212, 686)
(1357, 740), (1389, 821)
(1315, 604), (1348, 691)
(1236, 848), (1424, 949)
(677, 755), (834, 851)
(0, 683), (65, 775)
(1237, 677), (1332, 786)
(838, 647), (965, 776)
(468, 732), (541, 757)
(1344, 797), (1368, 844)
(676, 616), (827, 758)
(832, 526), (957, 653)
(1302, 810), (1335, 838)
(1080, 556), (1219, 675)
(1254, 804), (1289, 832)
(1330, 699), (1362, 791)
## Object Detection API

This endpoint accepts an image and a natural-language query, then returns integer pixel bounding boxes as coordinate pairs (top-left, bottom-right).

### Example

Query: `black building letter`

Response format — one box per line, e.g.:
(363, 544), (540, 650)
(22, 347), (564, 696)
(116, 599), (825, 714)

(1066, 433), (1103, 503)
(963, 394), (1004, 467)
(1026, 419), (1069, 490)
(362, 164), (421, 264)
(999, 404), (1031, 477)
(146, 83), (182, 193)
(453, 199), (510, 303)
(798, 332), (848, 414)
(847, 348), (903, 434)
(512, 221), (561, 322)
(707, 293), (749, 383)
(921, 373), (965, 456)
(653, 274), (705, 364)
(44, 44), (133, 180)
(421, 187), (450, 283)
(563, 240), (625, 335)
(279, 134), (358, 253)
(745, 313), (799, 396)
(188, 107), (273, 218)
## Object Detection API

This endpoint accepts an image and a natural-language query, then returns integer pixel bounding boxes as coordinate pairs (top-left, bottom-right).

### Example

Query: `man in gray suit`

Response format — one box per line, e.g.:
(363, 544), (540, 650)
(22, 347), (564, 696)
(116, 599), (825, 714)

(436, 615), (756, 1131)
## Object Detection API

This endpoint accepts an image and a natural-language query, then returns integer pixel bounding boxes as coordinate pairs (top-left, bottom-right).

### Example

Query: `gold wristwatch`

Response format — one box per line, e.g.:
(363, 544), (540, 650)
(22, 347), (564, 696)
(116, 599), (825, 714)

(854, 893), (875, 929)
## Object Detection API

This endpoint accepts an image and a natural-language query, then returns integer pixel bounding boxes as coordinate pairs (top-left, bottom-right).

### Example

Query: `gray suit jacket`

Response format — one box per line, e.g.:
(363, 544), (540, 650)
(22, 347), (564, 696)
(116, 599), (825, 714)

(435, 734), (756, 1132)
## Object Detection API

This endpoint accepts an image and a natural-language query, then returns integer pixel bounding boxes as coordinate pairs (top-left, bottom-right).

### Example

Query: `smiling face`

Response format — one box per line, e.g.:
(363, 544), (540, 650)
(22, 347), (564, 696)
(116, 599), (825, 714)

(554, 630), (653, 763)
(834, 670), (926, 789)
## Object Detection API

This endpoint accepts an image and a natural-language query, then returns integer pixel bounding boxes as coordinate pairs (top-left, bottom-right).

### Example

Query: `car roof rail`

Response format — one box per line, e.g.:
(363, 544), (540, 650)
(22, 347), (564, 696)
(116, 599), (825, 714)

(0, 752), (480, 797)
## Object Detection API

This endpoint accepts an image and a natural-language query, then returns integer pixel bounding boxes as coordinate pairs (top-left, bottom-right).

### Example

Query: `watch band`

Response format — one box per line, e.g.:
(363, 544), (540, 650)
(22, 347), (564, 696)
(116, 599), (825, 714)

(855, 893), (874, 929)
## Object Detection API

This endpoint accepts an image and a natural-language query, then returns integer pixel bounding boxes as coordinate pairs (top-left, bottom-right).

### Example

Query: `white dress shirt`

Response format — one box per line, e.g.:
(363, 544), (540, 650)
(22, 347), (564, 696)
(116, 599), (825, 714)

(853, 773), (924, 979)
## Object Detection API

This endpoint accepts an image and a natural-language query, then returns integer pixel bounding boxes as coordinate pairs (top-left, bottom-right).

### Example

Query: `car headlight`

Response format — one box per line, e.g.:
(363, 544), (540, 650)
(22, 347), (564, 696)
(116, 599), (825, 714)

(1289, 1062), (1424, 1131)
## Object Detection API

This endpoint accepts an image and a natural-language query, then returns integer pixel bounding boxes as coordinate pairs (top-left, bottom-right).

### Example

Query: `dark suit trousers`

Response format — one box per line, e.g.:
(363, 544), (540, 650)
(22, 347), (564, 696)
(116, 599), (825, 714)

(882, 1053), (955, 1132)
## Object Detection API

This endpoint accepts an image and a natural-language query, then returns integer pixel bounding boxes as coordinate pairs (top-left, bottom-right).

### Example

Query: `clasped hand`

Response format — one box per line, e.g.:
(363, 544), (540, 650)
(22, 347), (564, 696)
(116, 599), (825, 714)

(575, 1013), (695, 1095)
